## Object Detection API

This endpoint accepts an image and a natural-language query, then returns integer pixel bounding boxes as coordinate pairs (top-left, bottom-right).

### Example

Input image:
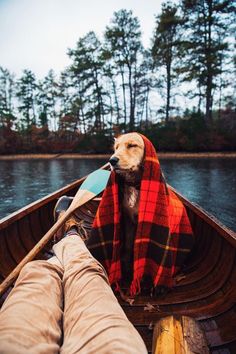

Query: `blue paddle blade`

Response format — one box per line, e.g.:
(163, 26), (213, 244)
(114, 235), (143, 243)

(80, 169), (111, 195)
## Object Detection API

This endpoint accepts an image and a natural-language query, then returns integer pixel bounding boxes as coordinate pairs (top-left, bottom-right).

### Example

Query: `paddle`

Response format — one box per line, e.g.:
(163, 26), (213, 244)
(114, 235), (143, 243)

(0, 168), (111, 296)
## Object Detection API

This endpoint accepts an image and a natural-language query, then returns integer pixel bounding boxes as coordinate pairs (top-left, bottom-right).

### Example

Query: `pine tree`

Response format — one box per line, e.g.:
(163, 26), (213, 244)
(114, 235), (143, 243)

(104, 9), (143, 131)
(16, 69), (37, 131)
(102, 62), (121, 127)
(135, 50), (153, 128)
(152, 2), (184, 123)
(0, 67), (15, 127)
(68, 31), (107, 133)
(36, 69), (58, 128)
(181, 0), (235, 123)
(58, 70), (72, 116)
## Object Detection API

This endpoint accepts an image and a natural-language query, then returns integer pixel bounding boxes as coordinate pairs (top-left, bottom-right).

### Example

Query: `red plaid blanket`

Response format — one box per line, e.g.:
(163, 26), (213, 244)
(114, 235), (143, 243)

(87, 134), (194, 295)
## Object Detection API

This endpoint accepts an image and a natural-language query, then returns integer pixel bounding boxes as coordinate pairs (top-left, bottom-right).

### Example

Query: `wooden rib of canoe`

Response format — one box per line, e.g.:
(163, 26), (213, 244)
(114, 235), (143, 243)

(0, 170), (236, 353)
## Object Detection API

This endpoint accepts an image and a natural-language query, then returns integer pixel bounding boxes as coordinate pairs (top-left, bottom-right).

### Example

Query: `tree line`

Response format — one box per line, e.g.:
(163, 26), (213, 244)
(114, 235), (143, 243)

(0, 0), (235, 153)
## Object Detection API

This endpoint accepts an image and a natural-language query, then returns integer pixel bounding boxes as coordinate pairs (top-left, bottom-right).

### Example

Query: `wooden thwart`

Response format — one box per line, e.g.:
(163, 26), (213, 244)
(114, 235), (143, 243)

(152, 315), (209, 354)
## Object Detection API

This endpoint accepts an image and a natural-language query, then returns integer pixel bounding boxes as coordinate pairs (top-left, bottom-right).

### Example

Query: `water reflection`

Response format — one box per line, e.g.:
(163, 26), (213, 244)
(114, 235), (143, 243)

(160, 159), (236, 231)
(0, 159), (106, 218)
(0, 158), (235, 231)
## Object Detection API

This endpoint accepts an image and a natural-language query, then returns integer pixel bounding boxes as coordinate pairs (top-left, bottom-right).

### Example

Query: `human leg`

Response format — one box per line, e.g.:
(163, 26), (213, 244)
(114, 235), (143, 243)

(53, 234), (147, 354)
(0, 257), (63, 354)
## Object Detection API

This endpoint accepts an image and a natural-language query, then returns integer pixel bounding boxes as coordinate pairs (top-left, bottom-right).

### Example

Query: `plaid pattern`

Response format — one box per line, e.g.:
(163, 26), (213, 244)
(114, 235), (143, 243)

(87, 134), (194, 295)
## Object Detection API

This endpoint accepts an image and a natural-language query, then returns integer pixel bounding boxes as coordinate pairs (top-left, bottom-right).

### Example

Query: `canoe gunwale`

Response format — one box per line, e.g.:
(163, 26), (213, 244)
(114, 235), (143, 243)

(169, 186), (236, 247)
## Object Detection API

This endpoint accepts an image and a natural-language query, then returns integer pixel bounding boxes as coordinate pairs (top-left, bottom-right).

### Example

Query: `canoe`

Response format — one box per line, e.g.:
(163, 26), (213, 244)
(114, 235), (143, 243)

(0, 169), (236, 353)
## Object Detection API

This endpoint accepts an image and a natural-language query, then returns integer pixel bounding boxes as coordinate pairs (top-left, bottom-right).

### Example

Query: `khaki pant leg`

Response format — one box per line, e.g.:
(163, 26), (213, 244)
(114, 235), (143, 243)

(53, 235), (147, 354)
(0, 258), (63, 354)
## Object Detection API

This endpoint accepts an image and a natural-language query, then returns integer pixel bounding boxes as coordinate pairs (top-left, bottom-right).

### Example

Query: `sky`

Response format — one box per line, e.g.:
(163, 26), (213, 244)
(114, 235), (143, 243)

(0, 0), (164, 79)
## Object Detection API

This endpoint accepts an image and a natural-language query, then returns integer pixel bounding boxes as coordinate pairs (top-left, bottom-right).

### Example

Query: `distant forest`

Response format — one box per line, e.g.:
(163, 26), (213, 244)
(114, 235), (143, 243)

(0, 0), (236, 154)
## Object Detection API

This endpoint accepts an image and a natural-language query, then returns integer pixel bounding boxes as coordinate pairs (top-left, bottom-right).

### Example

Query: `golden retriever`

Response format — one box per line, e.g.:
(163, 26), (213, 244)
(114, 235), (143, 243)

(109, 133), (145, 282)
(109, 133), (169, 295)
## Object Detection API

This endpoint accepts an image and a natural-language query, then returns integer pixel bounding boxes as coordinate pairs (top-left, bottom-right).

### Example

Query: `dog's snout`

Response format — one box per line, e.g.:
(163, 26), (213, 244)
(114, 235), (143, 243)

(109, 156), (119, 166)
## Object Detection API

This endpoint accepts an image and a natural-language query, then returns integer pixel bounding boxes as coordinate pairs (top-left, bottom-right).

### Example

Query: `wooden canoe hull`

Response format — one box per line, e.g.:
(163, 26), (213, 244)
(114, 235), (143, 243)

(0, 175), (236, 353)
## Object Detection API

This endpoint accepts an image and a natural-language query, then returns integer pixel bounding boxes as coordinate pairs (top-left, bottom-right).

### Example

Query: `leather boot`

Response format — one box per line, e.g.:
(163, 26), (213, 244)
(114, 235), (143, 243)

(53, 196), (87, 242)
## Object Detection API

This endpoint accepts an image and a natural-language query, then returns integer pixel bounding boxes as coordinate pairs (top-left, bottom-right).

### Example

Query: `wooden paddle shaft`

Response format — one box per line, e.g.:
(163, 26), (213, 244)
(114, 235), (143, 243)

(0, 189), (95, 297)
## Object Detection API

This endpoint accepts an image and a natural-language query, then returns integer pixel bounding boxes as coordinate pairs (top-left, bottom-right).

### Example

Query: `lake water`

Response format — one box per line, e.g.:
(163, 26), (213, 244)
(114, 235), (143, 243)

(0, 158), (235, 231)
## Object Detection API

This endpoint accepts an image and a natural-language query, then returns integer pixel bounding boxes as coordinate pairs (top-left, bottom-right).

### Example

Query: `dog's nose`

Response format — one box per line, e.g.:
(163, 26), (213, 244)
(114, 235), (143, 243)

(109, 156), (119, 166)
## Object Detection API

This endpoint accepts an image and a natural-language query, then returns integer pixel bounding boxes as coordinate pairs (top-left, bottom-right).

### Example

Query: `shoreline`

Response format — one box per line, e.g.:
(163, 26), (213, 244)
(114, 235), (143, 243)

(0, 152), (236, 160)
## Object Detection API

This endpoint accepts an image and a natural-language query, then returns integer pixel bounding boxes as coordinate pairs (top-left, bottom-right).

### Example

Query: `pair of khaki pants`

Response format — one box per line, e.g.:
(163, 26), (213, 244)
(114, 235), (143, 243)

(0, 235), (147, 354)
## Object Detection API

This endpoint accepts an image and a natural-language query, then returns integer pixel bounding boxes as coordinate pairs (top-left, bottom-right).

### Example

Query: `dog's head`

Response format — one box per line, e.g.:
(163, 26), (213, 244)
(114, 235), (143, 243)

(109, 133), (144, 177)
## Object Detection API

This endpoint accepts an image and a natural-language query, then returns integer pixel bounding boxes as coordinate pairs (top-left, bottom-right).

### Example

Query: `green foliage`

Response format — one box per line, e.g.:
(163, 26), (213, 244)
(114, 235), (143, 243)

(104, 9), (143, 131)
(180, 0), (235, 122)
(75, 133), (113, 154)
(0, 67), (15, 127)
(68, 31), (107, 133)
(38, 112), (48, 127)
(152, 2), (184, 123)
(16, 69), (37, 131)
(137, 108), (236, 152)
(36, 70), (58, 127)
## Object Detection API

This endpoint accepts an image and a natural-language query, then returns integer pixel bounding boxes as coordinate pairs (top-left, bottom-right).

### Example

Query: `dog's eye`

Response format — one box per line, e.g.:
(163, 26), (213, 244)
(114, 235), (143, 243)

(127, 143), (138, 149)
